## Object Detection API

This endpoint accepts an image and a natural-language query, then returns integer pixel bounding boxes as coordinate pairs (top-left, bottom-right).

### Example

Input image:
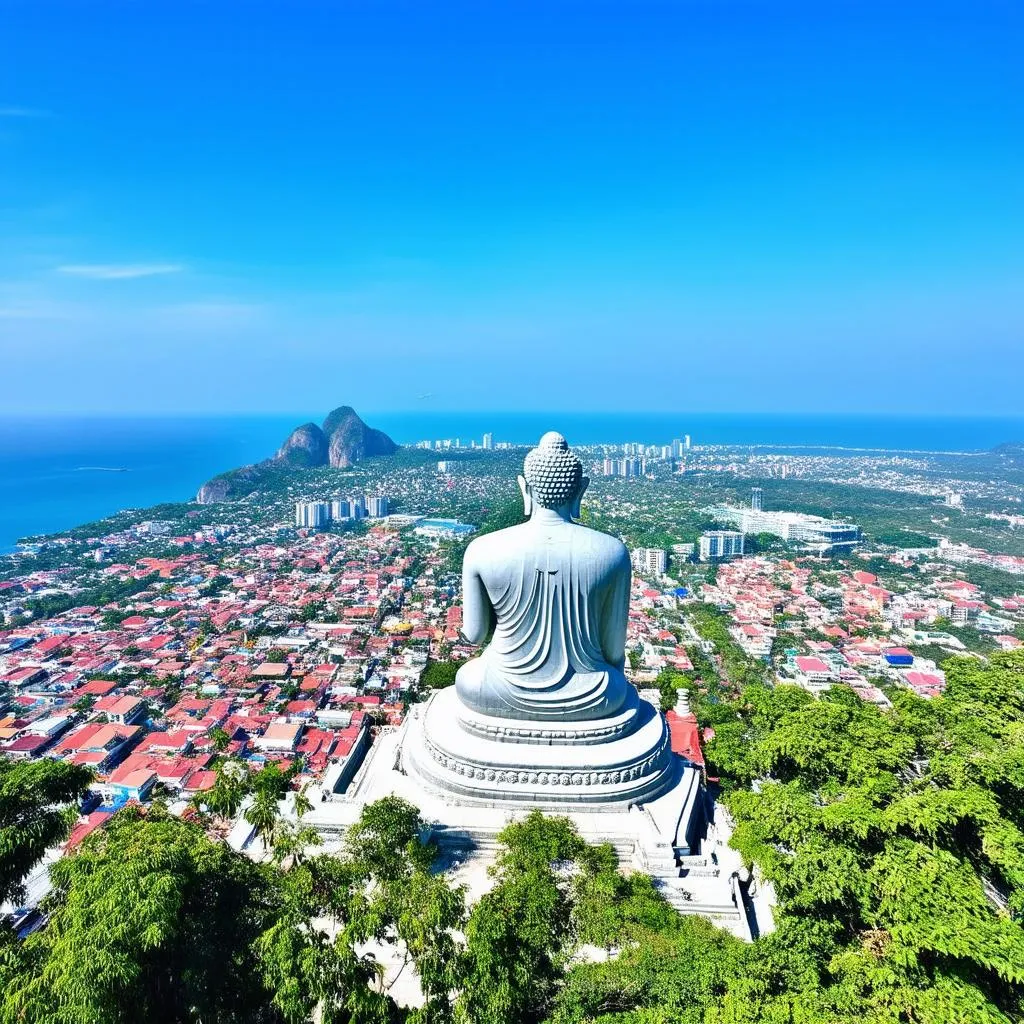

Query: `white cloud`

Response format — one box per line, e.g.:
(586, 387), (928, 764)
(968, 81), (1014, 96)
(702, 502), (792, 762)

(56, 263), (184, 280)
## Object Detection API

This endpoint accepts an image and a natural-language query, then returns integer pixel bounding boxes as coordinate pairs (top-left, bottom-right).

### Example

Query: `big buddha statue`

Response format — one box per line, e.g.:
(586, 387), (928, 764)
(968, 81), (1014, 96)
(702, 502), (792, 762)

(405, 432), (676, 806)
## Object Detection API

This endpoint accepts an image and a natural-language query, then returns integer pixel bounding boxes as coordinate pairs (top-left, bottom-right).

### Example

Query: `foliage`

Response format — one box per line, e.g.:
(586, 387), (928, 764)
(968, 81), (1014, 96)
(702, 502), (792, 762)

(22, 572), (159, 623)
(420, 658), (463, 691)
(687, 604), (768, 688)
(458, 812), (586, 1023)
(874, 529), (939, 549)
(0, 758), (93, 907)
(2, 806), (289, 1024)
(343, 797), (465, 1022)
(702, 652), (1024, 1021)
(11, 640), (1024, 1024)
(548, 918), (747, 1024)
(654, 668), (692, 712)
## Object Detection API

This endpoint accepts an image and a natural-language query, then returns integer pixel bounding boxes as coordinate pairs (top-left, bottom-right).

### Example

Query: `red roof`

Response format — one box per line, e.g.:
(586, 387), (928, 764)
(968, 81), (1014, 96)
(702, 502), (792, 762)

(33, 636), (67, 655)
(664, 710), (705, 767)
(795, 656), (831, 674)
(183, 770), (217, 792)
(66, 810), (114, 850)
(905, 671), (944, 688)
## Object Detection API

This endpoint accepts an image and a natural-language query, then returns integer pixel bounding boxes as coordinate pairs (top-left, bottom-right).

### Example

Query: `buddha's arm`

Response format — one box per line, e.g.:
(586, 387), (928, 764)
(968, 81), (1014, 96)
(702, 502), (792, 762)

(600, 554), (631, 670)
(461, 563), (494, 645)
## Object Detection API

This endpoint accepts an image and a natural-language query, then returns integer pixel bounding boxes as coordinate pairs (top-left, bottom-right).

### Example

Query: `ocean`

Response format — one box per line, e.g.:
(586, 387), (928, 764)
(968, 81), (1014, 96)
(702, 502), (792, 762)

(1, 412), (1022, 552)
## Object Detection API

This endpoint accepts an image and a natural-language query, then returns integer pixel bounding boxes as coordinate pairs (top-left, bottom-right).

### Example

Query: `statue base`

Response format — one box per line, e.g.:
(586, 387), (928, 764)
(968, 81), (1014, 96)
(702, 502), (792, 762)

(403, 686), (676, 807)
(304, 700), (762, 941)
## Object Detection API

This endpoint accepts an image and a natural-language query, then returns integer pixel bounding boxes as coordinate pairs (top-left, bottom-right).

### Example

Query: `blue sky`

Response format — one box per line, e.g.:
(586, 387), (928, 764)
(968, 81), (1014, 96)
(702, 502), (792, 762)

(1, 0), (1022, 415)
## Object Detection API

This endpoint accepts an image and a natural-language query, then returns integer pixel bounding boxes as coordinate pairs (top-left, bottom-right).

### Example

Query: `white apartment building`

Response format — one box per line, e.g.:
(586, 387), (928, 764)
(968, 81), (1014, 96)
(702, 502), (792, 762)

(632, 547), (668, 575)
(712, 506), (861, 556)
(699, 530), (745, 562)
(295, 502), (331, 529)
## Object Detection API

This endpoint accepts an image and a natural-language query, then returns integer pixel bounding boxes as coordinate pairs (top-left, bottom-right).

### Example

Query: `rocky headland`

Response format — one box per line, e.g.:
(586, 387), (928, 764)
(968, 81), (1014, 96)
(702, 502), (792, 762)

(197, 406), (398, 503)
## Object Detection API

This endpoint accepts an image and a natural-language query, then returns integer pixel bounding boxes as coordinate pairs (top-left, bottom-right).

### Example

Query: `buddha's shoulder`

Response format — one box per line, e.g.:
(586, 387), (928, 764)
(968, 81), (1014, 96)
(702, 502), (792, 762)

(464, 524), (527, 559)
(576, 526), (630, 563)
(465, 521), (627, 564)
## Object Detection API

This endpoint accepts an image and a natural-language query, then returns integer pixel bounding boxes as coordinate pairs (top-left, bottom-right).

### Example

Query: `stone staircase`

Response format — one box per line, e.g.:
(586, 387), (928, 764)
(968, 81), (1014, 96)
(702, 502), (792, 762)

(425, 822), (752, 940)
(428, 824), (640, 865)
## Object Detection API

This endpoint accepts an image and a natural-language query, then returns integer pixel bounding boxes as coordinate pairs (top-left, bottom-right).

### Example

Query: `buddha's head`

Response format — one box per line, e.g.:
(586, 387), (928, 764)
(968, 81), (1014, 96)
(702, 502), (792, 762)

(518, 431), (589, 520)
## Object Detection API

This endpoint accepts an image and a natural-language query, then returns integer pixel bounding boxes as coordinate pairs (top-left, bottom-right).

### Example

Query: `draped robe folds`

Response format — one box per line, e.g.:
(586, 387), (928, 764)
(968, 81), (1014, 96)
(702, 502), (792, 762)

(455, 518), (632, 722)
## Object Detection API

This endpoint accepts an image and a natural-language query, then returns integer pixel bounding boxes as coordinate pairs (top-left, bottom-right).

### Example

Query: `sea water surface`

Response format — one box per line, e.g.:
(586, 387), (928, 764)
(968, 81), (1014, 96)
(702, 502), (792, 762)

(1, 412), (1022, 552)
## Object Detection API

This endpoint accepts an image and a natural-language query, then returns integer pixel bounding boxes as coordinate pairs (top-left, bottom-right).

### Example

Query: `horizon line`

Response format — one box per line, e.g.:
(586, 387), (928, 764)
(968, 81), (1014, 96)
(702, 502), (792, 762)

(2, 409), (1024, 421)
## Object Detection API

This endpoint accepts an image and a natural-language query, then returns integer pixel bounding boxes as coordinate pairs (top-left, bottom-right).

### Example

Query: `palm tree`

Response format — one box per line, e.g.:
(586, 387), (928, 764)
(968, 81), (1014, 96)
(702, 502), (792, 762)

(293, 783), (314, 820)
(244, 787), (282, 852)
(193, 759), (247, 821)
(269, 822), (322, 870)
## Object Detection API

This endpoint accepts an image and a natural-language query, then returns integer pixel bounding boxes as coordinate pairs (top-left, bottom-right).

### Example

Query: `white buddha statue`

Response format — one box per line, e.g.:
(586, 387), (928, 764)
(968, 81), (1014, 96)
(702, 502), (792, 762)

(455, 432), (633, 722)
(406, 431), (675, 806)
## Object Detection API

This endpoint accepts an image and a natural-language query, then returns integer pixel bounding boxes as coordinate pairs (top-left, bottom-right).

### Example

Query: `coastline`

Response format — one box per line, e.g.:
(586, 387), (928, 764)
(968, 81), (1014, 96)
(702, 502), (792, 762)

(1, 411), (1022, 553)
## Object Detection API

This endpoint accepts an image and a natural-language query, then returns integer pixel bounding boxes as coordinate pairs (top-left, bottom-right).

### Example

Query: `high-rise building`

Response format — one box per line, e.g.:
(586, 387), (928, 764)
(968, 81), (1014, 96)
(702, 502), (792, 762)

(331, 499), (352, 520)
(295, 502), (331, 529)
(482, 432), (494, 450)
(367, 495), (390, 518)
(671, 438), (683, 458)
(684, 435), (692, 450)
(661, 445), (672, 460)
(604, 457), (646, 478)
(699, 530), (745, 562)
(632, 548), (668, 575)
(351, 495), (368, 519)
(751, 487), (763, 512)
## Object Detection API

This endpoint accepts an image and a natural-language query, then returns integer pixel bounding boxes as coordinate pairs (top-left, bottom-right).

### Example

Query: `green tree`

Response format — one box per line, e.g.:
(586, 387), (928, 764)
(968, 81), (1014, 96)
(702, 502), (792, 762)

(344, 795), (435, 879)
(457, 812), (586, 1024)
(419, 659), (462, 691)
(549, 917), (748, 1024)
(702, 653), (1024, 1021)
(345, 798), (465, 1022)
(197, 759), (249, 820)
(210, 726), (231, 753)
(3, 807), (288, 1024)
(0, 757), (93, 907)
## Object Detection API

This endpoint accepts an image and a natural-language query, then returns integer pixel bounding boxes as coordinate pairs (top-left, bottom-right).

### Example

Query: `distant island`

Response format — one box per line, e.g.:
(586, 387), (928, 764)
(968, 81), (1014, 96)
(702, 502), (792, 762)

(196, 405), (398, 503)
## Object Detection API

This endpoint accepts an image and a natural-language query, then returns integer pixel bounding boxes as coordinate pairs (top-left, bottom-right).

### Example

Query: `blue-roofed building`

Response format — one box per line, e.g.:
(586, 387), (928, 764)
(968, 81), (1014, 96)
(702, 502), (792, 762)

(883, 647), (914, 667)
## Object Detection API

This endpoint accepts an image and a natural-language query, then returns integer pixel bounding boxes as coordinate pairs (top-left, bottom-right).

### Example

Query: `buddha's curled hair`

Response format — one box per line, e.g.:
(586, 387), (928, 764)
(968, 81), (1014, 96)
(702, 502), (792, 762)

(524, 432), (583, 509)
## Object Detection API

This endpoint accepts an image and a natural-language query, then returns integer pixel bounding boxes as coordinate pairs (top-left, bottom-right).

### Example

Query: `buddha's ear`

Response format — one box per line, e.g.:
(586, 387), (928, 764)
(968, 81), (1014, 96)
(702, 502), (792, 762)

(517, 474), (532, 517)
(572, 476), (589, 519)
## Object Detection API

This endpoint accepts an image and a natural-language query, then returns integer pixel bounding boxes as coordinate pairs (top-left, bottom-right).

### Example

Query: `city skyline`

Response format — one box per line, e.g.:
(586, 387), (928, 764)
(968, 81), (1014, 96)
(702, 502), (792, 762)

(1, 1), (1022, 415)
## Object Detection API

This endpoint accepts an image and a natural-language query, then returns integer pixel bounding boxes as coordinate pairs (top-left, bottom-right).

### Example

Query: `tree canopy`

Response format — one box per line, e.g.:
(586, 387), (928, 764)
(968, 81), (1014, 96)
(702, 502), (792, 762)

(0, 758), (92, 908)
(3, 652), (1023, 1022)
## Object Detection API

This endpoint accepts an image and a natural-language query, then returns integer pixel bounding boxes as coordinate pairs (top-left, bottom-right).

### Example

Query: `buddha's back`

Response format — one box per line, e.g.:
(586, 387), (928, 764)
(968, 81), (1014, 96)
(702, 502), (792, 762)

(407, 432), (676, 809)
(456, 516), (632, 721)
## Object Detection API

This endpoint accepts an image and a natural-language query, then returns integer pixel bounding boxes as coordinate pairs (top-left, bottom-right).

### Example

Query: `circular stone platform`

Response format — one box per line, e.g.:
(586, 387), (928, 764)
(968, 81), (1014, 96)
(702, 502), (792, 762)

(403, 686), (677, 807)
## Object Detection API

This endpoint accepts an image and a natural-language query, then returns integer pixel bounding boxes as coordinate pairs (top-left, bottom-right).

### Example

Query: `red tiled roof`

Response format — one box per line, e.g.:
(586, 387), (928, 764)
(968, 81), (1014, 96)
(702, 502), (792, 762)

(665, 710), (705, 767)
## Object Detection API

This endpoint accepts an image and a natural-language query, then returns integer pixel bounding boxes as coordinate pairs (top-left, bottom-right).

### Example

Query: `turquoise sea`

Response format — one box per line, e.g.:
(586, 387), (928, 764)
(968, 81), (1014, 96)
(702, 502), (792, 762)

(1, 412), (1022, 552)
